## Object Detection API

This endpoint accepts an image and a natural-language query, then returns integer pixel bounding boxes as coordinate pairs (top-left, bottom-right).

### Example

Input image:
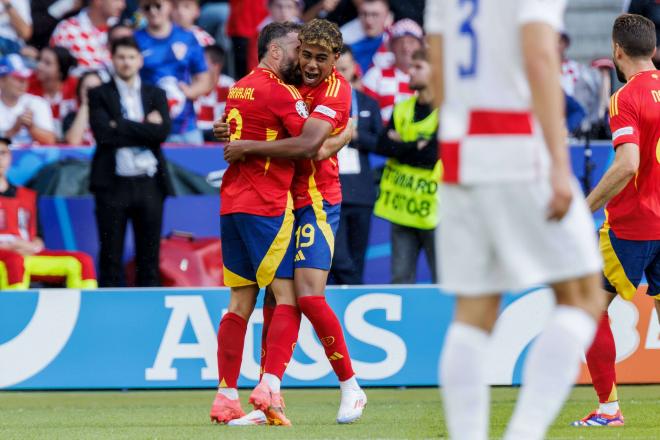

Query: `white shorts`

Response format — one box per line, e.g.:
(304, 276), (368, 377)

(438, 179), (602, 295)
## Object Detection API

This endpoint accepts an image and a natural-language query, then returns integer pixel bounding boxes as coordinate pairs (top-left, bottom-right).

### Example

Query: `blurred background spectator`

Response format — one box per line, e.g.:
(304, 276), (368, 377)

(226, 0), (267, 79)
(329, 45), (382, 285)
(62, 70), (103, 145)
(135, 0), (212, 144)
(0, 54), (56, 145)
(172, 0), (216, 46)
(0, 0), (31, 56)
(29, 0), (82, 51)
(195, 44), (234, 142)
(259, 0), (304, 31)
(303, 0), (357, 25)
(372, 48), (438, 284)
(625, 0), (660, 68)
(50, 0), (126, 73)
(341, 0), (392, 74)
(28, 46), (78, 141)
(89, 37), (172, 287)
(362, 18), (421, 123)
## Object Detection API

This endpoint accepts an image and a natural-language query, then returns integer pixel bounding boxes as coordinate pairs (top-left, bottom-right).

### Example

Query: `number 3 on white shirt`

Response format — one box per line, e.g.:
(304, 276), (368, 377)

(458, 0), (479, 78)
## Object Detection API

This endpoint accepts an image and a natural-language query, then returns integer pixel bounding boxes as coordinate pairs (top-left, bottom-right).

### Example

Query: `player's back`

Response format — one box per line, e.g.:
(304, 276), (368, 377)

(293, 69), (352, 209)
(221, 67), (307, 217)
(437, 0), (566, 184)
(606, 70), (660, 239)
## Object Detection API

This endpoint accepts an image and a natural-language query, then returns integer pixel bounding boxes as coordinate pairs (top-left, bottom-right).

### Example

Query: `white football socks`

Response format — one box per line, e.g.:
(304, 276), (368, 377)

(440, 321), (491, 440)
(504, 305), (597, 440)
(598, 400), (620, 415)
(217, 387), (239, 400)
(339, 375), (361, 394)
(262, 373), (281, 393)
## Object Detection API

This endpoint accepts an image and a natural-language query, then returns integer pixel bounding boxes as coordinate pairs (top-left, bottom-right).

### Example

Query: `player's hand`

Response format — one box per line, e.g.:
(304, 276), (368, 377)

(224, 140), (248, 163)
(547, 163), (573, 221)
(213, 119), (230, 142)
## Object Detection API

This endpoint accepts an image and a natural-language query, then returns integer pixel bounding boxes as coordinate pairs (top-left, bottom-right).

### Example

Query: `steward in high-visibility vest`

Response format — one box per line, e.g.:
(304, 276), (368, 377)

(374, 95), (441, 229)
(0, 137), (97, 290)
(372, 48), (441, 284)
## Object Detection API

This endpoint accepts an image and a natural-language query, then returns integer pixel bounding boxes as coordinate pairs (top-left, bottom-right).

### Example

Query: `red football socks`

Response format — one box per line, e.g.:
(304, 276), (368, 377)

(260, 304), (275, 379)
(586, 311), (618, 403)
(216, 312), (247, 388)
(263, 305), (301, 380)
(298, 295), (355, 381)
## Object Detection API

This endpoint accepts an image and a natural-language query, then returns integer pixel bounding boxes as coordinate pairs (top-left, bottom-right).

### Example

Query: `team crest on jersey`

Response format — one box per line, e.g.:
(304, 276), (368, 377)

(172, 42), (188, 61)
(296, 100), (309, 118)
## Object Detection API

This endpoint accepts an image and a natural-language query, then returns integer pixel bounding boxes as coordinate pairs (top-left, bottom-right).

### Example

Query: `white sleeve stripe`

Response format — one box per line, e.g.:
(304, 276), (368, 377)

(612, 126), (634, 141)
(313, 105), (337, 119)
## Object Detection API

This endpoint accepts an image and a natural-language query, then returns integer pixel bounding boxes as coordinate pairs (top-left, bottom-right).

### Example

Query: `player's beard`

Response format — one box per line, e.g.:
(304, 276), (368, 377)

(281, 61), (302, 86)
(614, 61), (627, 83)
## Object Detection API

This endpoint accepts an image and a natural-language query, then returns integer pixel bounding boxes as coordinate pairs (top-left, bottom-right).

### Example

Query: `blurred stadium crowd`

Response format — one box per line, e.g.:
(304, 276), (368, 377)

(0, 0), (658, 288)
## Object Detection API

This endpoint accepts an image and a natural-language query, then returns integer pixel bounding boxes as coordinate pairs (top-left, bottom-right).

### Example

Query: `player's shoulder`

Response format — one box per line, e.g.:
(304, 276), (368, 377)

(320, 69), (350, 99)
(262, 70), (304, 101)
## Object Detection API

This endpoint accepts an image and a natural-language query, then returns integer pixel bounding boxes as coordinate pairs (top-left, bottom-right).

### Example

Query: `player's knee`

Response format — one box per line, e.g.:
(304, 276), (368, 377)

(554, 273), (606, 320)
(228, 287), (257, 319)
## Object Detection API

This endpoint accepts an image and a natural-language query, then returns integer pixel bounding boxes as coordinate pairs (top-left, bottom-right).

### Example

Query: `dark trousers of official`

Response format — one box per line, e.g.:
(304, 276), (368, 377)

(390, 223), (437, 284)
(329, 204), (372, 285)
(94, 176), (164, 287)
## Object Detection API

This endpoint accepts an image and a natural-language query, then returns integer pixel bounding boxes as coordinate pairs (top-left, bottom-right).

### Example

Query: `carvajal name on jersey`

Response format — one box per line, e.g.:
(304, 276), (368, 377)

(228, 87), (255, 101)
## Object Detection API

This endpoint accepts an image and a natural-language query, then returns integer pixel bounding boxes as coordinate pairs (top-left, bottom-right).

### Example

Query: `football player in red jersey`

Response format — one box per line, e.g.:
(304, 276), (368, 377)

(572, 14), (660, 427)
(210, 21), (339, 426)
(223, 19), (366, 425)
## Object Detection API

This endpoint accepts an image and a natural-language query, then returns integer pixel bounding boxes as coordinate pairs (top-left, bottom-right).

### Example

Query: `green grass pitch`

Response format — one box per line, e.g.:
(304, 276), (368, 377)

(1, 385), (659, 439)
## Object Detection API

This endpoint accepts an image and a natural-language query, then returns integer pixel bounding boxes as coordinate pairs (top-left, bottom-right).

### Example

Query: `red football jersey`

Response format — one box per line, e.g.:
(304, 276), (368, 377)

(606, 70), (660, 240)
(0, 186), (38, 242)
(292, 69), (352, 209)
(220, 68), (308, 216)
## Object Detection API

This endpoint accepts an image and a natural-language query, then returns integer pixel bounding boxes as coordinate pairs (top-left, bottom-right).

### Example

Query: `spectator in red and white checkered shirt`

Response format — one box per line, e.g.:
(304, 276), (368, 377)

(172, 0), (216, 47)
(28, 46), (78, 141)
(195, 44), (234, 142)
(361, 18), (423, 123)
(49, 0), (126, 74)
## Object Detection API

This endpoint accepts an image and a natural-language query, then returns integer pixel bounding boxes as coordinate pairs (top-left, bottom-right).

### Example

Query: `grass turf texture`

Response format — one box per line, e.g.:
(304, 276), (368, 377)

(1, 385), (659, 439)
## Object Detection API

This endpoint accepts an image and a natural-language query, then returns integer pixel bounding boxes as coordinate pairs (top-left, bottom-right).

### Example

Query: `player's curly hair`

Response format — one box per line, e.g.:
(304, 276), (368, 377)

(299, 19), (343, 54)
(613, 14), (656, 58)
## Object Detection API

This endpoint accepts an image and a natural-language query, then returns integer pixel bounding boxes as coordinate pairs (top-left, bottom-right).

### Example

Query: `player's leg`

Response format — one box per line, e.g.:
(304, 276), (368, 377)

(441, 294), (501, 440)
(437, 184), (498, 440)
(237, 210), (298, 426)
(294, 202), (366, 423)
(494, 180), (603, 439)
(260, 287), (276, 379)
(210, 214), (259, 424)
(574, 229), (648, 426)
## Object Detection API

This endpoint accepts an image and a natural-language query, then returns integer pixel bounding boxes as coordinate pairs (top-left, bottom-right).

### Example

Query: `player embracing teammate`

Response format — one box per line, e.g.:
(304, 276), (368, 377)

(211, 19), (366, 427)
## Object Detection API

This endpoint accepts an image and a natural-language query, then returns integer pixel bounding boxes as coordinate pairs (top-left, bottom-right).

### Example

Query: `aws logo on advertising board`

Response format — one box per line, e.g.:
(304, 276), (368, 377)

(145, 293), (408, 382)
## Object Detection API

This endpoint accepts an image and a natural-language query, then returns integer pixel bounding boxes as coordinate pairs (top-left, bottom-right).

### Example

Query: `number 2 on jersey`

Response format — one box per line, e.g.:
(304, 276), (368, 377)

(225, 108), (243, 141)
(458, 0), (479, 78)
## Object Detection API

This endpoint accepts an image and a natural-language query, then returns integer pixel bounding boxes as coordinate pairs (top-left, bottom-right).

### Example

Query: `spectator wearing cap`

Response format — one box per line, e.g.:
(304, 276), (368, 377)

(0, 0), (31, 55)
(0, 54), (56, 145)
(259, 0), (304, 32)
(28, 46), (79, 141)
(172, 0), (216, 47)
(50, 0), (126, 73)
(341, 0), (393, 74)
(135, 0), (212, 145)
(362, 18), (423, 123)
(195, 44), (235, 142)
